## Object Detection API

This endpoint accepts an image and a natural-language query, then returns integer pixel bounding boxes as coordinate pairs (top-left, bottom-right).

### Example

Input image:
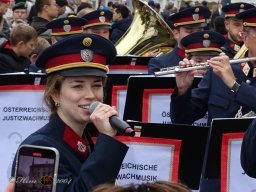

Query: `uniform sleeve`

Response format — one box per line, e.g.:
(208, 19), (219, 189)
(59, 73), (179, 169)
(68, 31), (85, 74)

(170, 72), (211, 124)
(235, 82), (256, 112)
(240, 119), (256, 178)
(148, 57), (161, 74)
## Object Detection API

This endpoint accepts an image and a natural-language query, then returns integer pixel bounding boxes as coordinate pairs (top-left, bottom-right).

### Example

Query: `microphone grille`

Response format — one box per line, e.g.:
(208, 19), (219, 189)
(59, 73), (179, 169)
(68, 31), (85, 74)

(88, 101), (100, 114)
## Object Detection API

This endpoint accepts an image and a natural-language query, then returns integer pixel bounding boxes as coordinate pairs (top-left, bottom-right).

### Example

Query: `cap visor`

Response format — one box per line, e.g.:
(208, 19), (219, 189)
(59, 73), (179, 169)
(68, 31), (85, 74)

(58, 68), (107, 77)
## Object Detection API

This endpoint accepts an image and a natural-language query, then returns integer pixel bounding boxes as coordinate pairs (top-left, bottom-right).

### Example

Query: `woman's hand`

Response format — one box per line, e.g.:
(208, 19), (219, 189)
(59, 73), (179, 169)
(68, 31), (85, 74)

(90, 103), (118, 137)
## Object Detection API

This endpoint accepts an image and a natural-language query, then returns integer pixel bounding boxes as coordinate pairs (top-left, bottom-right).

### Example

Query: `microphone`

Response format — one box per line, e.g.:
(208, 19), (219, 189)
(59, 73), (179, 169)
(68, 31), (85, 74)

(89, 101), (135, 136)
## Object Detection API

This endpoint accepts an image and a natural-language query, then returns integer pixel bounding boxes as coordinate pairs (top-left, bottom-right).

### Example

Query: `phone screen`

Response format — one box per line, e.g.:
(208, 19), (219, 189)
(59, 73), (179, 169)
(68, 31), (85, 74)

(14, 145), (59, 192)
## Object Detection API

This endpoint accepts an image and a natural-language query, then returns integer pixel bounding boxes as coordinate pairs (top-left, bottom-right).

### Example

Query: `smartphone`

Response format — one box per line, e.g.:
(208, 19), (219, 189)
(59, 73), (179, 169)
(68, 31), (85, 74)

(14, 144), (59, 192)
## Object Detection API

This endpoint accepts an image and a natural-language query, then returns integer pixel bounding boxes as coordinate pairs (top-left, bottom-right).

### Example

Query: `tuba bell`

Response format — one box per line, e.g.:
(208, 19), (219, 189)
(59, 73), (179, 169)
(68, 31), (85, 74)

(115, 0), (176, 56)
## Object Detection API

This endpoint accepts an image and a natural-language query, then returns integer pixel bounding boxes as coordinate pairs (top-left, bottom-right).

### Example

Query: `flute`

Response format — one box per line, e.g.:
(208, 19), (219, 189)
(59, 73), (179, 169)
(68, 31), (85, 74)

(154, 57), (256, 76)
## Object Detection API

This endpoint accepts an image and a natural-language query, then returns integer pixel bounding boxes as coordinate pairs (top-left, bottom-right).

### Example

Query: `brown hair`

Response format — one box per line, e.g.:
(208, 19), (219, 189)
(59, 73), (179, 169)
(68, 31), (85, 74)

(91, 181), (191, 192)
(44, 74), (65, 119)
(31, 37), (50, 55)
(9, 23), (37, 46)
(44, 73), (107, 119)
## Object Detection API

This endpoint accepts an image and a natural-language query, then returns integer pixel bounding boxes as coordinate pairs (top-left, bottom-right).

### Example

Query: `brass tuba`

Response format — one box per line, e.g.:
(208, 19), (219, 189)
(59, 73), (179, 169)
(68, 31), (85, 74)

(115, 0), (176, 56)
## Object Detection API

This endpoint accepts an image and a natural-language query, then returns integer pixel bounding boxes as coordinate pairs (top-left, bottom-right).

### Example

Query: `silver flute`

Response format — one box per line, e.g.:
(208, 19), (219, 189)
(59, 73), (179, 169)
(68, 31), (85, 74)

(154, 57), (256, 76)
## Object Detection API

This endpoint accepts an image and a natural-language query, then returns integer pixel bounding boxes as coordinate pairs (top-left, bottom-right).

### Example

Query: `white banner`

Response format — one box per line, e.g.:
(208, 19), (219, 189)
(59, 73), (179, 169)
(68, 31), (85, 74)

(115, 136), (181, 186)
(142, 89), (208, 126)
(0, 85), (49, 192)
(221, 133), (256, 192)
(111, 85), (127, 119)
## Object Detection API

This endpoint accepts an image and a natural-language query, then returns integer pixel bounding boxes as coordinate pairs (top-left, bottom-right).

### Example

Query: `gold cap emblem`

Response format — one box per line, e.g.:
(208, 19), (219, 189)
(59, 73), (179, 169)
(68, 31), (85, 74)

(83, 37), (92, 47)
(203, 33), (209, 39)
(63, 20), (69, 25)
(195, 7), (199, 13)
(100, 11), (105, 16)
(240, 4), (245, 8)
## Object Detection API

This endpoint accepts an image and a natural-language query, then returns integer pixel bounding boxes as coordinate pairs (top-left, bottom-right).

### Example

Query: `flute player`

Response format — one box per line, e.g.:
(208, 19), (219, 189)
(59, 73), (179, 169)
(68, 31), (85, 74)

(170, 7), (256, 192)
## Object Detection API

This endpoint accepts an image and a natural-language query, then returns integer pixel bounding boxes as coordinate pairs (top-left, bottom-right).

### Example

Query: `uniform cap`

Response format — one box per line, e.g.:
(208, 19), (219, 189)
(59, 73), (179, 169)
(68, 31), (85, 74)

(82, 10), (112, 29)
(181, 30), (225, 56)
(12, 2), (27, 11)
(36, 34), (116, 77)
(222, 3), (254, 18)
(46, 17), (87, 36)
(167, 6), (211, 28)
(236, 7), (256, 27)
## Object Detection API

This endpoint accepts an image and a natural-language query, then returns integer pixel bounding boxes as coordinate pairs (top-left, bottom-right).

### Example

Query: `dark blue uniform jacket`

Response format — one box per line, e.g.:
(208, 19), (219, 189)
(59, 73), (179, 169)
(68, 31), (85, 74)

(148, 46), (184, 74)
(12, 115), (128, 191)
(171, 62), (256, 125)
(241, 118), (256, 178)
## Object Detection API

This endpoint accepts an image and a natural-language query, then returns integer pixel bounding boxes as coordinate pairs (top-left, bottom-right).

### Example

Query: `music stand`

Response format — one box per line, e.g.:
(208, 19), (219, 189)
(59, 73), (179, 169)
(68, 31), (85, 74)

(202, 117), (254, 181)
(123, 75), (202, 122)
(108, 56), (152, 74)
(0, 73), (46, 85)
(138, 122), (209, 190)
(104, 73), (131, 105)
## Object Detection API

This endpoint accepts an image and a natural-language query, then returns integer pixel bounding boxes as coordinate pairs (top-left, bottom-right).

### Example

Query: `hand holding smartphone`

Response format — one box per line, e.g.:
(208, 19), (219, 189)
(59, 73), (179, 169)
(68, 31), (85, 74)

(14, 145), (59, 192)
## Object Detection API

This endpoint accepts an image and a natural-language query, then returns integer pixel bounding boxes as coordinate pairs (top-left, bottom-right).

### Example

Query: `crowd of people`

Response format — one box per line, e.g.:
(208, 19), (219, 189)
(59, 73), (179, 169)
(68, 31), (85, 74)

(0, 0), (134, 73)
(1, 0), (256, 191)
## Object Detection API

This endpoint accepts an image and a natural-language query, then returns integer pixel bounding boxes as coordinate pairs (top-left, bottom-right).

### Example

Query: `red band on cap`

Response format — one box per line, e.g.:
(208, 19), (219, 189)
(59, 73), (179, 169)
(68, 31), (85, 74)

(46, 53), (106, 69)
(52, 26), (83, 33)
(2, 0), (10, 3)
(86, 18), (111, 25)
(225, 10), (240, 15)
(186, 42), (220, 50)
(243, 17), (256, 23)
(174, 15), (204, 24)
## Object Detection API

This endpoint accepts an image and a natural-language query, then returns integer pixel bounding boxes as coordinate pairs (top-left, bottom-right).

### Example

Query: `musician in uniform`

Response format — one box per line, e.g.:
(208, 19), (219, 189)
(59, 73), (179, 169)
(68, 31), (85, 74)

(82, 10), (112, 40)
(7, 34), (129, 191)
(148, 6), (211, 74)
(221, 3), (254, 58)
(180, 30), (225, 76)
(238, 7), (256, 179)
(46, 16), (87, 44)
(170, 7), (256, 192)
